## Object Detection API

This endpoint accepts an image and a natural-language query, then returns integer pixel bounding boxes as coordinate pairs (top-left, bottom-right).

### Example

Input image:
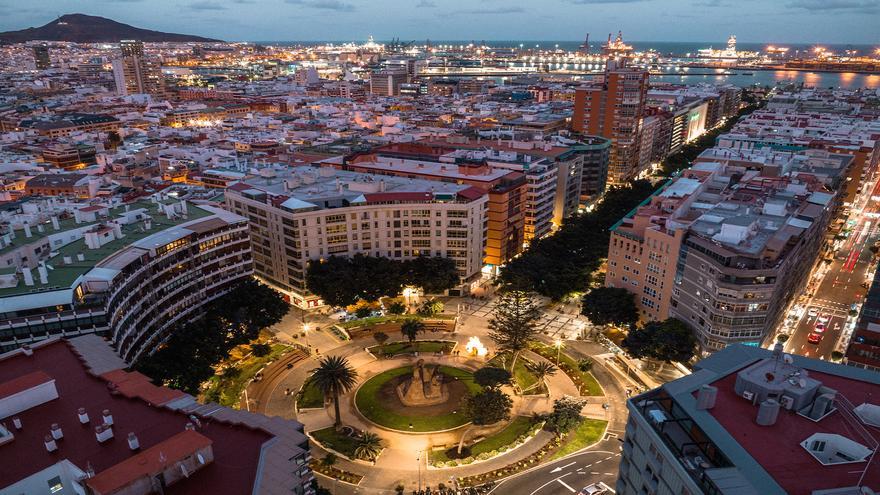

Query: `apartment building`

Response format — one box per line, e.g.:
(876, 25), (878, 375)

(0, 196), (253, 362)
(0, 335), (314, 495)
(573, 136), (611, 207)
(19, 113), (121, 139)
(608, 155), (846, 352)
(572, 59), (649, 186)
(369, 67), (408, 96)
(618, 343), (880, 495)
(112, 41), (167, 99)
(224, 165), (488, 308)
(340, 146), (527, 267)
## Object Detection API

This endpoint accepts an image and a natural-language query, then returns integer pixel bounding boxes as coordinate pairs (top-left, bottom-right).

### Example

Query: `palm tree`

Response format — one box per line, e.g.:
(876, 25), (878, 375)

(522, 361), (556, 392)
(354, 431), (384, 462)
(310, 355), (358, 429)
(400, 318), (425, 345)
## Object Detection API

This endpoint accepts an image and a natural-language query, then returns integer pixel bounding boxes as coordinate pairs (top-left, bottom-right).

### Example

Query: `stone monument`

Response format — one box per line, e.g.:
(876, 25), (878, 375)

(396, 359), (449, 406)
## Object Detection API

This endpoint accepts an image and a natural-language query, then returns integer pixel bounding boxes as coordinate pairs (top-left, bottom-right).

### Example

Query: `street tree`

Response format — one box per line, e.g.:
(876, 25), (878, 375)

(581, 287), (638, 327)
(523, 361), (556, 392)
(488, 290), (541, 371)
(545, 396), (587, 435)
(473, 366), (512, 389)
(310, 356), (358, 429)
(372, 331), (389, 346)
(400, 318), (425, 344)
(622, 318), (697, 368)
(458, 388), (513, 454)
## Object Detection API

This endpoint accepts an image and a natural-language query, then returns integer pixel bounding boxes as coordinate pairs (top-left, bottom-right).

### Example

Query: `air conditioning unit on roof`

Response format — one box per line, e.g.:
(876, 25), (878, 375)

(742, 390), (755, 401)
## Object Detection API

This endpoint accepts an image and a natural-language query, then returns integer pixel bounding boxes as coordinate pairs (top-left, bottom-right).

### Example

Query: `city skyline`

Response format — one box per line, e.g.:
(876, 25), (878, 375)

(0, 0), (879, 44)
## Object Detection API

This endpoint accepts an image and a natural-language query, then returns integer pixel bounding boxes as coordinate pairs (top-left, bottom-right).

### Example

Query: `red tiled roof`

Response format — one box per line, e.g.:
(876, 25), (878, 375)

(0, 370), (52, 400)
(100, 369), (186, 406)
(86, 430), (213, 494)
(457, 187), (485, 201)
(707, 368), (880, 495)
(0, 340), (272, 495)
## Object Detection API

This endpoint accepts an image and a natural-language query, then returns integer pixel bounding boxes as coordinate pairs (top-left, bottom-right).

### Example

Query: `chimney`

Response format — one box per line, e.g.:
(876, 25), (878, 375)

(50, 423), (63, 440)
(45, 435), (58, 452)
(102, 409), (113, 426)
(127, 432), (140, 450)
(51, 216), (60, 230)
(78, 407), (90, 424)
(37, 224), (44, 233)
(12, 417), (21, 430)
(22, 268), (34, 287)
(76, 253), (85, 262)
(756, 398), (780, 426)
(112, 223), (123, 239)
(144, 219), (152, 230)
(95, 424), (114, 443)
(37, 265), (48, 284)
(23, 223), (32, 238)
(695, 385), (717, 410)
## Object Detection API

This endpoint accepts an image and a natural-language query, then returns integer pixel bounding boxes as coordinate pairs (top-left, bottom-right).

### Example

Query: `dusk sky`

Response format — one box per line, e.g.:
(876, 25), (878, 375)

(0, 0), (878, 44)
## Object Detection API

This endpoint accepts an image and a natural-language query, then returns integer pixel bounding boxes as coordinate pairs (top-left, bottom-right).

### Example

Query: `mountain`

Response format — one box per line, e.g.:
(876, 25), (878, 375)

(0, 14), (221, 43)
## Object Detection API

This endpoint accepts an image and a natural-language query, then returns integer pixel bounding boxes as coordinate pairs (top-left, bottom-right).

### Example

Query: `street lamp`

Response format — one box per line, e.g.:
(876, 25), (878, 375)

(554, 339), (563, 365)
(303, 323), (311, 353)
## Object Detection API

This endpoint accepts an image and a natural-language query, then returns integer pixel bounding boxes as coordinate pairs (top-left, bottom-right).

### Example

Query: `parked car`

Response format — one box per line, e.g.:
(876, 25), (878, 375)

(815, 322), (827, 333)
(808, 332), (823, 344)
(817, 314), (830, 324)
(579, 482), (612, 495)
(807, 308), (818, 318)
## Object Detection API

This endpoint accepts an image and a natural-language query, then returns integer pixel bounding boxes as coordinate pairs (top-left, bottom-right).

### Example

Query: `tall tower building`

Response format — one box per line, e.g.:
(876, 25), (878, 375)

(32, 44), (51, 70)
(112, 40), (166, 98)
(572, 59), (648, 186)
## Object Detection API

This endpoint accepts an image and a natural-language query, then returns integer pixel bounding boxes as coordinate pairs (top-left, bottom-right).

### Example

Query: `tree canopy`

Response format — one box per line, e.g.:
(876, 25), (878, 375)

(135, 279), (288, 394)
(497, 180), (657, 300)
(581, 287), (639, 327)
(306, 254), (459, 307)
(473, 367), (512, 389)
(310, 355), (359, 428)
(545, 396), (587, 435)
(462, 388), (512, 426)
(400, 318), (424, 344)
(487, 290), (542, 371)
(622, 318), (697, 364)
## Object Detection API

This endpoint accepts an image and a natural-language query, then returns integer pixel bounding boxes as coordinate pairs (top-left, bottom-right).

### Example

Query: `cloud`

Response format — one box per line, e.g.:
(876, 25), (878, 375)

(569, 0), (650, 3)
(785, 0), (879, 13)
(286, 0), (356, 11)
(449, 6), (526, 14)
(416, 0), (437, 6)
(188, 1), (227, 10)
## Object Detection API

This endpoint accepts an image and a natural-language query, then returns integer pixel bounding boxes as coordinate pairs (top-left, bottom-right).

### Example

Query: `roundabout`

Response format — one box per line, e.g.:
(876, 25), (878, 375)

(354, 363), (482, 432)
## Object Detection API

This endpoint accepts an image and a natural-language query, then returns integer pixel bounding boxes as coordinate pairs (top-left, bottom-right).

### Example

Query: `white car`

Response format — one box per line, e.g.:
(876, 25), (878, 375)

(579, 482), (612, 495)
(807, 308), (818, 318)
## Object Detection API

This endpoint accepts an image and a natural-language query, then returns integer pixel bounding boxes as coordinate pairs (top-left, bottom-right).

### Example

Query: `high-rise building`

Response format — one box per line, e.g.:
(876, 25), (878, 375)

(846, 265), (880, 371)
(572, 59), (649, 186)
(369, 67), (408, 96)
(32, 44), (50, 70)
(112, 40), (166, 98)
(617, 343), (880, 495)
(574, 136), (611, 207)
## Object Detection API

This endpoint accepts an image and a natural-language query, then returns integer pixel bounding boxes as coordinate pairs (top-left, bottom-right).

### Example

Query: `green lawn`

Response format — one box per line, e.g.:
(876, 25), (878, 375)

(486, 353), (548, 395)
(430, 416), (537, 463)
(202, 344), (290, 407)
(297, 378), (325, 409)
(368, 340), (454, 357)
(531, 343), (603, 396)
(550, 419), (608, 460)
(310, 427), (359, 459)
(355, 366), (481, 431)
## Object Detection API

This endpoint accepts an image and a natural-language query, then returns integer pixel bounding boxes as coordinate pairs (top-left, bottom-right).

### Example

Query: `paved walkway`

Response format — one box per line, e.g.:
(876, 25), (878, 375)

(251, 302), (631, 493)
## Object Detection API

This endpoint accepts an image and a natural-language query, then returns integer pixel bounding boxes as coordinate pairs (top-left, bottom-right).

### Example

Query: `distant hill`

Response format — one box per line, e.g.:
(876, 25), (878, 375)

(0, 14), (221, 43)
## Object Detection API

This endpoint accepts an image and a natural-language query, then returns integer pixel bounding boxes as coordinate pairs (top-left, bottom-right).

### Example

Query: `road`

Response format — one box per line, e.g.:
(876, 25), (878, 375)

(488, 438), (621, 495)
(785, 166), (880, 359)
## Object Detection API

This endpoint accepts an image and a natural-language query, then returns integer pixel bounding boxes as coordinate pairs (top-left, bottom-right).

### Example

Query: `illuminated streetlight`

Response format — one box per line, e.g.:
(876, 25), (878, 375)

(554, 339), (563, 365)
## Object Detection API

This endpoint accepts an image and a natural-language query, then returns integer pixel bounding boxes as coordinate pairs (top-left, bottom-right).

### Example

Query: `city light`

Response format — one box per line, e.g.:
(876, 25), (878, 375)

(465, 336), (488, 357)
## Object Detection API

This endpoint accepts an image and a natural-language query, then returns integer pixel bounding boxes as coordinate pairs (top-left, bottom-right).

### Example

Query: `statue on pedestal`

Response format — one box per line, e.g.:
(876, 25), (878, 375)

(397, 359), (449, 407)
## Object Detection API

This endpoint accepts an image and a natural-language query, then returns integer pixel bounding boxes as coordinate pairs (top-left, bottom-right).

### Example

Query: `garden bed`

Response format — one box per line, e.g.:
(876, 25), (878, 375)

(310, 461), (363, 485)
(296, 379), (325, 410)
(549, 418), (608, 460)
(429, 416), (541, 467)
(367, 340), (455, 358)
(530, 343), (603, 396)
(310, 427), (360, 459)
(486, 353), (548, 395)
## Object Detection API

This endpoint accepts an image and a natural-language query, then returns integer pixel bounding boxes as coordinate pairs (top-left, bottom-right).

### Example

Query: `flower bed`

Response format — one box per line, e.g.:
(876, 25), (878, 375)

(367, 340), (455, 358)
(429, 416), (542, 467)
(310, 461), (363, 485)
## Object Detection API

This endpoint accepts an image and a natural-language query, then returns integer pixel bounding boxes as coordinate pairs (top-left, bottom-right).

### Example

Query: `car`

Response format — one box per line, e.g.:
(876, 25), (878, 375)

(578, 482), (611, 495)
(817, 314), (830, 324)
(808, 332), (823, 344)
(807, 308), (819, 318)
(815, 322), (827, 333)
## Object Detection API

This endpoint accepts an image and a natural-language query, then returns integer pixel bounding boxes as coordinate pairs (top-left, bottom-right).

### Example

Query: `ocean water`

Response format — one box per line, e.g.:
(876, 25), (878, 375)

(258, 39), (880, 88)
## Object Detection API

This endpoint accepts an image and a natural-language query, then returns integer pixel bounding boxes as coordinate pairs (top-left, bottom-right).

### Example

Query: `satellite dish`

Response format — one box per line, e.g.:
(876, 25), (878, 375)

(197, 453), (205, 465)
(783, 354), (794, 364)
